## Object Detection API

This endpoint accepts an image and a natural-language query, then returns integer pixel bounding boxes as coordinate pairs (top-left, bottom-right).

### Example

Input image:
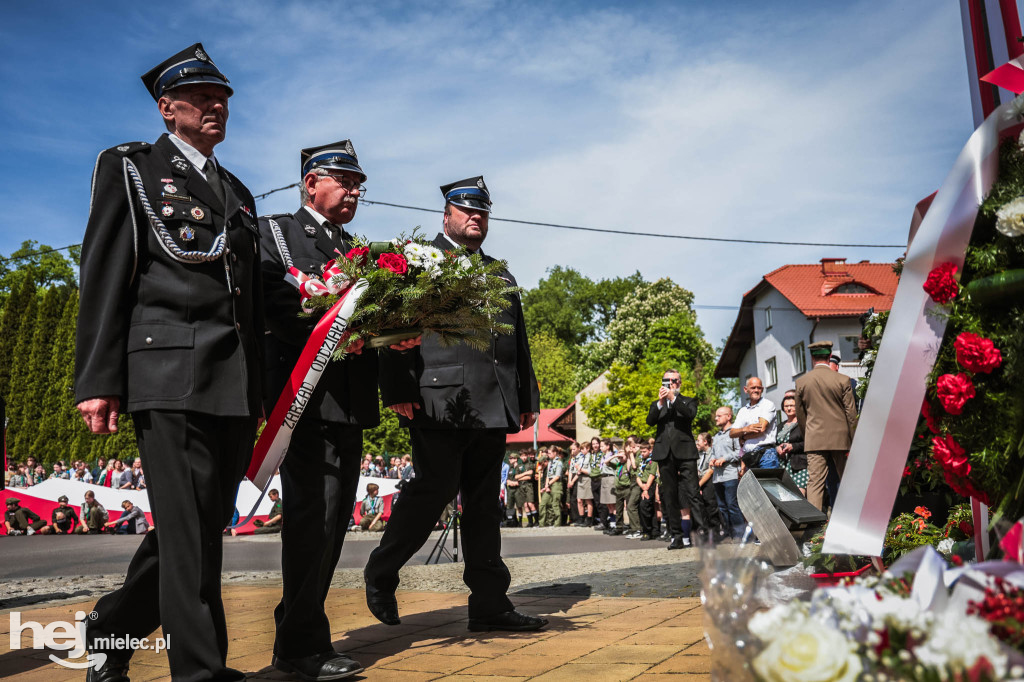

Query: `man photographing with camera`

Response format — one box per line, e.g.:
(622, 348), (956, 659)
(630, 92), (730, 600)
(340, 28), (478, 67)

(646, 369), (705, 549)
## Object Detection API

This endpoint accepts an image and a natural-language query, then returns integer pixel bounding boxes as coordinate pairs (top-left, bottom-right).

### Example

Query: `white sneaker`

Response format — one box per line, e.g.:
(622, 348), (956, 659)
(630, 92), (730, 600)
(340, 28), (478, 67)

(26, 527), (35, 536)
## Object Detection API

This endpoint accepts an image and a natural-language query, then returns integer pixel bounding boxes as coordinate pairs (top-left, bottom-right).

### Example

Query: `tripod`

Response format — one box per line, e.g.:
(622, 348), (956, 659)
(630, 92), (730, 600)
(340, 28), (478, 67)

(426, 502), (462, 564)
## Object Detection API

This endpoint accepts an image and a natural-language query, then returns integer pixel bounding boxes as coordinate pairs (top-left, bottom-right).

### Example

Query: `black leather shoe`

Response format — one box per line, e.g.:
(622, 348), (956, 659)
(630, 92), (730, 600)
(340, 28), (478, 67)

(468, 609), (549, 632)
(273, 652), (364, 681)
(86, 658), (130, 682)
(668, 537), (687, 550)
(639, 533), (653, 541)
(367, 598), (400, 625)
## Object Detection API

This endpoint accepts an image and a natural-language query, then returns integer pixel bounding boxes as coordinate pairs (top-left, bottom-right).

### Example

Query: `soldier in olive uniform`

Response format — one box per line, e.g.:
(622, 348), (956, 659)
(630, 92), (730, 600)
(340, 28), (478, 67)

(367, 176), (545, 632)
(74, 44), (261, 682)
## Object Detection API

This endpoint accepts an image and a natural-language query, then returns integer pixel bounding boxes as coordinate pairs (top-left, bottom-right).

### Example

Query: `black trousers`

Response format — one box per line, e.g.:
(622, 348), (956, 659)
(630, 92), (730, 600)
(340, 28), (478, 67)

(591, 476), (609, 527)
(365, 428), (513, 618)
(657, 457), (706, 539)
(638, 493), (659, 535)
(89, 411), (255, 682)
(274, 420), (362, 658)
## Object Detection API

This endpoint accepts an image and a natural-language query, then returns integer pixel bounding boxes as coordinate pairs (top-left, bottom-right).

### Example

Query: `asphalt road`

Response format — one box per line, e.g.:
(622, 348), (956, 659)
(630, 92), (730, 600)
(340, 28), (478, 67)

(0, 527), (656, 580)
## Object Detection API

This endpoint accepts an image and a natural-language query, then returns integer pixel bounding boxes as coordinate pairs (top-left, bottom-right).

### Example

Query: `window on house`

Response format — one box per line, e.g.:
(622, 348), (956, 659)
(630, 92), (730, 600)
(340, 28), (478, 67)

(839, 336), (859, 362)
(765, 306), (773, 330)
(765, 357), (778, 387)
(791, 342), (806, 375)
(831, 282), (873, 294)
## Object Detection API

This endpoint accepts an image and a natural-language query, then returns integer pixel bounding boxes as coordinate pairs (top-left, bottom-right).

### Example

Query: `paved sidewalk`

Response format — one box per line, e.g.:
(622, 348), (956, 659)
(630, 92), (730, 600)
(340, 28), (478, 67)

(0, 585), (709, 681)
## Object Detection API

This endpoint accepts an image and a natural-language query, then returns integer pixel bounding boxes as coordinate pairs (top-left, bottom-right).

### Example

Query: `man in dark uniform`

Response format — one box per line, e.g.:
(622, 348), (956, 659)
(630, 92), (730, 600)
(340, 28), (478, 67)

(257, 140), (416, 681)
(74, 43), (262, 682)
(366, 176), (546, 632)
(647, 368), (705, 549)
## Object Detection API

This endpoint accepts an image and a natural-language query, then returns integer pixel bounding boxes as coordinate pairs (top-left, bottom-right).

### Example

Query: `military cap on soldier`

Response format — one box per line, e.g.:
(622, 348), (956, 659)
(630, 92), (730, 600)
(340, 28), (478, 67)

(58, 495), (69, 503)
(300, 140), (366, 182)
(141, 42), (233, 101)
(808, 340), (833, 357)
(440, 176), (491, 213)
(5, 497), (18, 506)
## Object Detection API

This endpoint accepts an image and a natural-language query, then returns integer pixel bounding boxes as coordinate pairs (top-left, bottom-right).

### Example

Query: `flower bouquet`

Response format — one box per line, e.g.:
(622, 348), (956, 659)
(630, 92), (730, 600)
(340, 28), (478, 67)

(720, 546), (1024, 682)
(298, 231), (518, 354)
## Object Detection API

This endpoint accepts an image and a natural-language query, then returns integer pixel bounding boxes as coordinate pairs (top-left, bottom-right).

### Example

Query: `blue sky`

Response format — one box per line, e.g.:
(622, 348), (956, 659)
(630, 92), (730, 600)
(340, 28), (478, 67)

(0, 1), (986, 346)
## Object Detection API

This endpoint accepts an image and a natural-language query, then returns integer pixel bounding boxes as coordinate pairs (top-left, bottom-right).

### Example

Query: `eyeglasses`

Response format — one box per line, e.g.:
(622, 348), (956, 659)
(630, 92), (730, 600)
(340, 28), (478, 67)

(665, 378), (681, 384)
(321, 174), (366, 194)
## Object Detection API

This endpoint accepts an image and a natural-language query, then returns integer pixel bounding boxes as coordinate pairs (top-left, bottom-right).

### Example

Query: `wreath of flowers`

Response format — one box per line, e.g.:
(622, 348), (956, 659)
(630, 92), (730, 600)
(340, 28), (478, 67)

(300, 230), (518, 355)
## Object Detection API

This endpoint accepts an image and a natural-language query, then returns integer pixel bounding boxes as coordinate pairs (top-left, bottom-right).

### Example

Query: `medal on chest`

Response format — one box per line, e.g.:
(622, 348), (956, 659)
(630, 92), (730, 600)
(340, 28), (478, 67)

(179, 224), (196, 241)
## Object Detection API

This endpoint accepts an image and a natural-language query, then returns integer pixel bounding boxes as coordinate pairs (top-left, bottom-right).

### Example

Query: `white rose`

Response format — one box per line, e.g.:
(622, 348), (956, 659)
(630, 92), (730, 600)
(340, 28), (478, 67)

(915, 614), (1006, 679)
(995, 196), (1024, 237)
(749, 604), (802, 643)
(752, 624), (861, 682)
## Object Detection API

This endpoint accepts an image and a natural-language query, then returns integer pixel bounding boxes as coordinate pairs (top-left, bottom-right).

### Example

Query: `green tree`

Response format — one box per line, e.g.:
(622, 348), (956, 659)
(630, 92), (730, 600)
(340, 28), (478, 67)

(529, 330), (578, 409)
(363, 399), (411, 456)
(0, 276), (36, 399)
(5, 293), (38, 463)
(579, 362), (698, 439)
(521, 266), (643, 350)
(0, 241), (79, 306)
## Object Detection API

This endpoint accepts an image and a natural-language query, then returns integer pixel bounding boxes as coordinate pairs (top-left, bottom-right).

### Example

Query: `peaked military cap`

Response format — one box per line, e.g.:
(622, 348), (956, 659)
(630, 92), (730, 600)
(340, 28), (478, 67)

(5, 498), (18, 505)
(141, 43), (232, 101)
(808, 340), (833, 357)
(441, 176), (491, 213)
(300, 140), (366, 182)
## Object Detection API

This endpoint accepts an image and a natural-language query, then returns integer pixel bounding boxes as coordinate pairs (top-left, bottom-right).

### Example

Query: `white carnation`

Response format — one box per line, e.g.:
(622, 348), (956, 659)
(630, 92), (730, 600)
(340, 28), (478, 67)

(914, 614), (1006, 679)
(996, 196), (1024, 237)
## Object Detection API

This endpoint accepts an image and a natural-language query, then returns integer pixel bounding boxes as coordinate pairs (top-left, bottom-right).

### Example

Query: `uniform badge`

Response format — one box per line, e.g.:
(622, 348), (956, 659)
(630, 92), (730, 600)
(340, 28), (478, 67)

(304, 225), (317, 236)
(242, 205), (253, 218)
(161, 204), (174, 217)
(164, 184), (177, 194)
(117, 145), (130, 152)
(161, 178), (173, 183)
(477, 178), (485, 189)
(345, 140), (355, 156)
(190, 207), (205, 220)
(171, 157), (190, 174)
(179, 225), (196, 241)
(195, 47), (208, 62)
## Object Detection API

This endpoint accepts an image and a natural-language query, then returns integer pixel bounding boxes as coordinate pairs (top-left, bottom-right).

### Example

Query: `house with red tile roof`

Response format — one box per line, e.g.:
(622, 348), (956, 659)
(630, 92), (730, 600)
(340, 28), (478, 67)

(715, 258), (899, 408)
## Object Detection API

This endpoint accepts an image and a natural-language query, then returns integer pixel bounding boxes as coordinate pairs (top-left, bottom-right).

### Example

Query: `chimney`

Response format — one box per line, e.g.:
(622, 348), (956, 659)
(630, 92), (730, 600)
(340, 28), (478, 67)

(820, 257), (848, 277)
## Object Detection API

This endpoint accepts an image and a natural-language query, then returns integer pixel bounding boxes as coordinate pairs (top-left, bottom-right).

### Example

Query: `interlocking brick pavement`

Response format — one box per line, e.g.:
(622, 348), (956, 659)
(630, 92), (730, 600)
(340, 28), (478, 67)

(0, 585), (710, 680)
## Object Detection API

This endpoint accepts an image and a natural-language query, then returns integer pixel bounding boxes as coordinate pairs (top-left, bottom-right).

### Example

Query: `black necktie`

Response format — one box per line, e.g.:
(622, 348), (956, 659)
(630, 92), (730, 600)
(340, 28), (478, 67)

(204, 159), (226, 207)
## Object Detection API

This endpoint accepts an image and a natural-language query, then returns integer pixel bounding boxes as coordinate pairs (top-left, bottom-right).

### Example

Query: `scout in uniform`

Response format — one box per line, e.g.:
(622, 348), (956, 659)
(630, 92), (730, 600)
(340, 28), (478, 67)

(539, 449), (563, 527)
(74, 44), (262, 682)
(504, 453), (520, 527)
(368, 176), (545, 632)
(514, 452), (537, 526)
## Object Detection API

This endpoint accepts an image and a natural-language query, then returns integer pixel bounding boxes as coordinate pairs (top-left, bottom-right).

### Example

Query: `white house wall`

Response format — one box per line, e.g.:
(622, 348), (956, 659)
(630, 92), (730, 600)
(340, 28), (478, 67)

(740, 288), (869, 409)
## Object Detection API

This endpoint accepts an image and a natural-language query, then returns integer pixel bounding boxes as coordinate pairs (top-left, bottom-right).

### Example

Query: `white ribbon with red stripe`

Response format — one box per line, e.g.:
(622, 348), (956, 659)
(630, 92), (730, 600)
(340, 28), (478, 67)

(246, 278), (368, 492)
(823, 100), (1020, 556)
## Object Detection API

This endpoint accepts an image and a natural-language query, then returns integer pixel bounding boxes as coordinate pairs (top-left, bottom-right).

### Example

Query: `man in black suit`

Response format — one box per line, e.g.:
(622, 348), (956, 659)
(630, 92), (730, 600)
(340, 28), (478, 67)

(258, 141), (417, 681)
(647, 369), (705, 549)
(74, 44), (262, 682)
(365, 176), (546, 632)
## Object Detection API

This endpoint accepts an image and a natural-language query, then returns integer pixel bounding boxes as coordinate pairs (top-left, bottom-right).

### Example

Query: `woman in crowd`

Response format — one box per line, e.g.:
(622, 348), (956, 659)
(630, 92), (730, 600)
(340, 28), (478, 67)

(570, 441), (594, 526)
(776, 395), (807, 497)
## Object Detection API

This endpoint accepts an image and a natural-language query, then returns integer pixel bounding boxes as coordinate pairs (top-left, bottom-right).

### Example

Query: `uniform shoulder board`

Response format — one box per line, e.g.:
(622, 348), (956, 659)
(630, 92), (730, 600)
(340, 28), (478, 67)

(105, 141), (151, 156)
(260, 212), (292, 221)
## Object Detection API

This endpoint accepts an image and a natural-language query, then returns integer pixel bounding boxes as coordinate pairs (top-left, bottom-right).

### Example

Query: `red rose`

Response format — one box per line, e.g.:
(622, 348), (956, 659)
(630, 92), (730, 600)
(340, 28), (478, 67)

(950, 555), (964, 566)
(936, 373), (975, 415)
(377, 252), (408, 275)
(959, 520), (974, 537)
(954, 332), (1003, 374)
(923, 262), (959, 303)
(921, 399), (940, 434)
(932, 434), (970, 477)
(345, 247), (370, 265)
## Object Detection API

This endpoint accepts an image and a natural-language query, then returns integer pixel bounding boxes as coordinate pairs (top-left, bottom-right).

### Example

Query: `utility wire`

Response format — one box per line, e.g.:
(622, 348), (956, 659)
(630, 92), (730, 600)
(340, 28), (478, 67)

(0, 184), (907, 265)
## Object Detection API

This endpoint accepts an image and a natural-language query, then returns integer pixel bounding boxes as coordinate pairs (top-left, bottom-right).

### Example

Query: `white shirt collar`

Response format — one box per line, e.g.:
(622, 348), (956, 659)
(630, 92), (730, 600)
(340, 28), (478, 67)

(442, 231), (483, 256)
(169, 134), (216, 176)
(303, 205), (329, 227)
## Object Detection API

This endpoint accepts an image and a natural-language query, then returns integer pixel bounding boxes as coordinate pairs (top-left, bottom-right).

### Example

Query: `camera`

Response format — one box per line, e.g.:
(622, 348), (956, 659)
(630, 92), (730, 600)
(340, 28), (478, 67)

(661, 379), (673, 389)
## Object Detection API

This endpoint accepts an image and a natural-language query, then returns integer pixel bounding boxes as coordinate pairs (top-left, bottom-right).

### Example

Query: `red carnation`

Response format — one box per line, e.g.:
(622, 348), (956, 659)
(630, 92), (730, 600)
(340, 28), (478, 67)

(345, 246), (370, 265)
(923, 262), (959, 303)
(932, 434), (970, 477)
(954, 332), (1003, 374)
(921, 400), (940, 434)
(377, 252), (408, 275)
(936, 373), (975, 415)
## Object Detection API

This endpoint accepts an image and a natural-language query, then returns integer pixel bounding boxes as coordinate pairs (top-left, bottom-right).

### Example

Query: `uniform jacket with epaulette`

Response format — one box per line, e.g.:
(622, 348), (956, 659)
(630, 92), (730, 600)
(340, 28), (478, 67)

(378, 233), (539, 433)
(257, 208), (379, 426)
(74, 134), (264, 417)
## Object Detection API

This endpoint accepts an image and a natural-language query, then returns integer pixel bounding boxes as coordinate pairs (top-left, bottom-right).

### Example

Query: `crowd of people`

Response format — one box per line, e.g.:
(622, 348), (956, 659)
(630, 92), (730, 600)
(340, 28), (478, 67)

(4, 455), (147, 490)
(4, 492), (151, 536)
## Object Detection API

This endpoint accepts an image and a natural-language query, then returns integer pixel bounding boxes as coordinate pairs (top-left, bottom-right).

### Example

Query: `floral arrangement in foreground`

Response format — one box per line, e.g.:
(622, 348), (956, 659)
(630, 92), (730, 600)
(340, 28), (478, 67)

(746, 547), (1024, 682)
(298, 231), (517, 355)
